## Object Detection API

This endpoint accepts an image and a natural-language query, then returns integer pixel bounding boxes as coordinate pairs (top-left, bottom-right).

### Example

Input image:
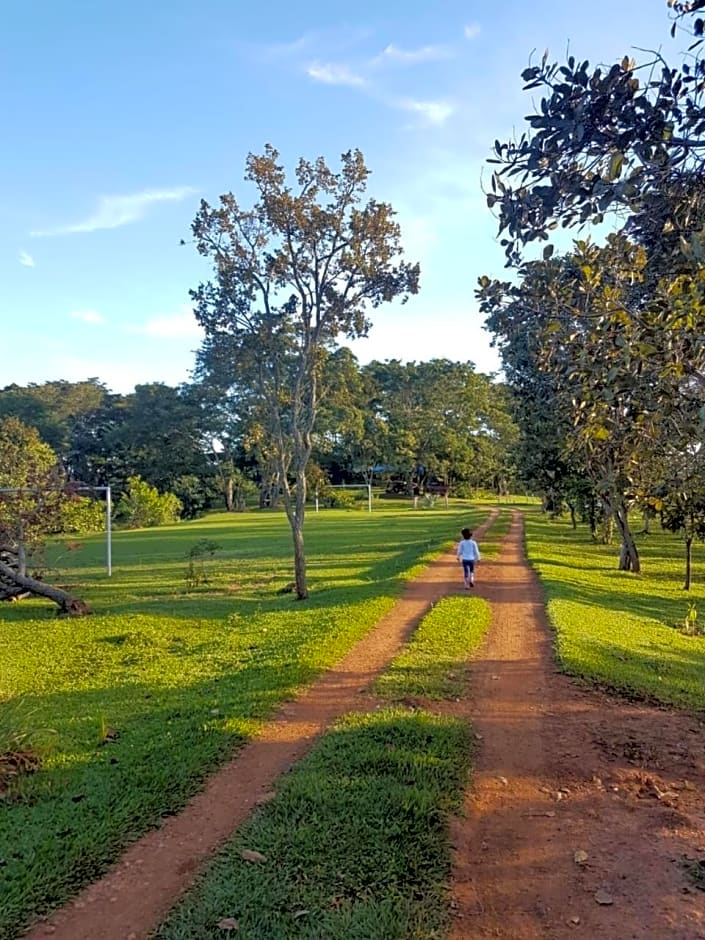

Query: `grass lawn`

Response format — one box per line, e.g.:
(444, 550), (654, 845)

(0, 503), (484, 937)
(525, 511), (705, 711)
(156, 708), (472, 940)
(157, 555), (496, 939)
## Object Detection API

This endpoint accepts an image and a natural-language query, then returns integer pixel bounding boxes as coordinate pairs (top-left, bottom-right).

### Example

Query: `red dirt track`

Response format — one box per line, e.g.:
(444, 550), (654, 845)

(449, 513), (705, 939)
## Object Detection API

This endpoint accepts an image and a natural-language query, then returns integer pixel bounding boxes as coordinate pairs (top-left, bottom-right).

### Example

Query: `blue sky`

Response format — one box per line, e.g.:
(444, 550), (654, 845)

(2, 0), (676, 392)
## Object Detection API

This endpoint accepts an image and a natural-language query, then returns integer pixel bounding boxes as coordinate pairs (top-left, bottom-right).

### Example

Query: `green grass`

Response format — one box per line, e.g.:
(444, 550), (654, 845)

(0, 504), (484, 937)
(525, 511), (705, 710)
(156, 708), (472, 940)
(375, 597), (492, 700)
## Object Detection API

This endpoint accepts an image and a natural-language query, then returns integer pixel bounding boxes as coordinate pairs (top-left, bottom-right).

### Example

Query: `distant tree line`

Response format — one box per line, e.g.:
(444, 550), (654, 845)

(0, 358), (517, 521)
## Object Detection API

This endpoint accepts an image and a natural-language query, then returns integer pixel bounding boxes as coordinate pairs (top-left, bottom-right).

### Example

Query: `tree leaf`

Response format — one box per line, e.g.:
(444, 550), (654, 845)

(216, 918), (240, 931)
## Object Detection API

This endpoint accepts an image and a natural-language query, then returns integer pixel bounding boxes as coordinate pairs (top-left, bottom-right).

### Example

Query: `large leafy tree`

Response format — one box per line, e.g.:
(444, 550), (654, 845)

(359, 359), (516, 495)
(191, 146), (419, 598)
(480, 2), (705, 571)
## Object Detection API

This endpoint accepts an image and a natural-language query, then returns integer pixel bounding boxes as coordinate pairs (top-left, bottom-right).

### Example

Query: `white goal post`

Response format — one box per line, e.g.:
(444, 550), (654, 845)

(0, 485), (113, 576)
(314, 484), (372, 513)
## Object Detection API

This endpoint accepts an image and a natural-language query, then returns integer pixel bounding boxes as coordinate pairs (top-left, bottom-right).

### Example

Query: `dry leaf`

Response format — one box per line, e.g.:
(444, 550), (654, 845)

(574, 849), (589, 865)
(240, 849), (267, 863)
(498, 776), (509, 786)
(683, 780), (696, 791)
(255, 791), (276, 806)
(216, 917), (240, 931)
(594, 889), (614, 906)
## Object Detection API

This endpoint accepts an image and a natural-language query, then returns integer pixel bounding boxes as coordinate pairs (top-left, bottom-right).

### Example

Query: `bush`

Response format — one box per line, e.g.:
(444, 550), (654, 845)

(117, 476), (182, 528)
(58, 496), (105, 534)
(319, 486), (358, 509)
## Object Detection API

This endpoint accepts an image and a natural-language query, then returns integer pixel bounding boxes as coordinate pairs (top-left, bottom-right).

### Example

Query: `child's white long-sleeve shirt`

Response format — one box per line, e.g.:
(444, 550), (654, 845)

(456, 538), (480, 561)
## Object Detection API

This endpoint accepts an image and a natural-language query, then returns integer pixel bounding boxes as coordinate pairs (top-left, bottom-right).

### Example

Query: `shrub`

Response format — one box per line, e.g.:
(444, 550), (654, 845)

(58, 495), (105, 534)
(117, 476), (182, 529)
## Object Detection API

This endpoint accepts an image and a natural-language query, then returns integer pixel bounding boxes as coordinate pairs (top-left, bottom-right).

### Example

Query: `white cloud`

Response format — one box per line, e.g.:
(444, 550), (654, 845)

(397, 98), (455, 125)
(306, 62), (366, 86)
(374, 43), (452, 66)
(31, 186), (197, 237)
(19, 250), (35, 267)
(464, 23), (481, 40)
(71, 309), (106, 325)
(129, 304), (202, 339)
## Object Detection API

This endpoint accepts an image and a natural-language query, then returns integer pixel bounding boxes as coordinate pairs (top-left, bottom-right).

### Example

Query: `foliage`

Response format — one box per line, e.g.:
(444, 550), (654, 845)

(191, 146), (420, 598)
(480, 4), (705, 575)
(57, 496), (105, 535)
(0, 504), (482, 936)
(156, 709), (471, 940)
(0, 418), (89, 613)
(524, 510), (705, 709)
(359, 359), (518, 494)
(117, 475), (182, 529)
(0, 379), (107, 459)
(184, 538), (222, 589)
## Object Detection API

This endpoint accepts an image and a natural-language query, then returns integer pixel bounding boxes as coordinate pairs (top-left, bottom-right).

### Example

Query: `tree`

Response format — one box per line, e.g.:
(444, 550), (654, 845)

(478, 237), (673, 571)
(117, 476), (182, 529)
(0, 418), (90, 615)
(0, 379), (107, 463)
(191, 146), (419, 598)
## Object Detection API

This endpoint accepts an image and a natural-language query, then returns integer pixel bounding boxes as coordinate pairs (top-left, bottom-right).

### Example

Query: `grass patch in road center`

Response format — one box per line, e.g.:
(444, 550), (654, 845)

(156, 708), (472, 940)
(374, 596), (492, 701)
(524, 511), (705, 711)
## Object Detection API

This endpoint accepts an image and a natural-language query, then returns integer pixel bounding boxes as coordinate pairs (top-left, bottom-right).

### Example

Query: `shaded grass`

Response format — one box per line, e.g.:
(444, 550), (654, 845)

(156, 708), (472, 940)
(375, 597), (492, 700)
(525, 512), (705, 711)
(0, 506), (484, 937)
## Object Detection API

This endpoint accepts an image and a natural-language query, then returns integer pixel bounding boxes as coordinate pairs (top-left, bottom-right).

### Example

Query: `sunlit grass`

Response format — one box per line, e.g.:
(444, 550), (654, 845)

(375, 596), (492, 700)
(525, 511), (705, 710)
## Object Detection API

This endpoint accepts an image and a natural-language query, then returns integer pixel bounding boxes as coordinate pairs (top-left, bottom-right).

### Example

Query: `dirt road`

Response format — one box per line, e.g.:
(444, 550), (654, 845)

(450, 513), (705, 940)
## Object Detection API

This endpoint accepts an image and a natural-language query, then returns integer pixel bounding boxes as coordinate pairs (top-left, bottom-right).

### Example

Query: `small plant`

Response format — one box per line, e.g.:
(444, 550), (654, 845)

(96, 712), (119, 746)
(184, 539), (222, 589)
(682, 602), (700, 636)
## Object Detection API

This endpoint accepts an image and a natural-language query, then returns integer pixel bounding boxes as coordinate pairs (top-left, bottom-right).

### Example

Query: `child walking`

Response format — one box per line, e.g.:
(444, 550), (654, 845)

(456, 526), (480, 589)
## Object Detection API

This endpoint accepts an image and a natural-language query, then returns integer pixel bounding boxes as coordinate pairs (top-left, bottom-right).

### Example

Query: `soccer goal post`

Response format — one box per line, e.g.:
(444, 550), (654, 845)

(314, 484), (372, 513)
(0, 484), (113, 576)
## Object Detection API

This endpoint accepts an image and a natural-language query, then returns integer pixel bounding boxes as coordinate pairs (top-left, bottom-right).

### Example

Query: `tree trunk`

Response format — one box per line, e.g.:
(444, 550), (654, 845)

(613, 501), (640, 573)
(224, 477), (235, 512)
(684, 536), (693, 591)
(292, 466), (308, 599)
(0, 559), (90, 615)
(291, 520), (307, 600)
(568, 502), (577, 530)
